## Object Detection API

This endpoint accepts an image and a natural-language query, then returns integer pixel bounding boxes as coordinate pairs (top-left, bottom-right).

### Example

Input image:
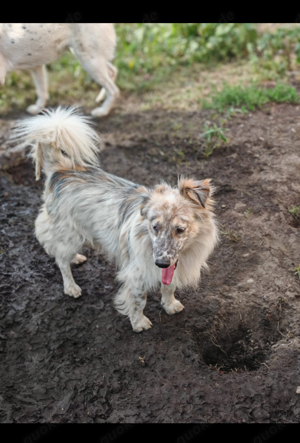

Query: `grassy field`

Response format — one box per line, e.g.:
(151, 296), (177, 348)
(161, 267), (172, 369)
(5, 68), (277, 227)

(1, 23), (300, 115)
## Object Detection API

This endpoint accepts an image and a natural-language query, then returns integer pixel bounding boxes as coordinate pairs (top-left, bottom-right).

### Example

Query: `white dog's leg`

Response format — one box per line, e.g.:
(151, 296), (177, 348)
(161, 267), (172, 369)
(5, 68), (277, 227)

(161, 282), (184, 315)
(71, 253), (87, 264)
(107, 61), (118, 80)
(56, 258), (82, 298)
(95, 62), (118, 103)
(95, 88), (106, 104)
(0, 52), (7, 86)
(27, 65), (49, 115)
(74, 52), (119, 117)
(115, 286), (152, 332)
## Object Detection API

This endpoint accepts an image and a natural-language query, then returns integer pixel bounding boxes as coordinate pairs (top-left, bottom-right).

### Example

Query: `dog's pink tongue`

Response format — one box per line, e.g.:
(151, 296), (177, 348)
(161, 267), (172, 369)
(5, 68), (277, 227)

(162, 263), (176, 285)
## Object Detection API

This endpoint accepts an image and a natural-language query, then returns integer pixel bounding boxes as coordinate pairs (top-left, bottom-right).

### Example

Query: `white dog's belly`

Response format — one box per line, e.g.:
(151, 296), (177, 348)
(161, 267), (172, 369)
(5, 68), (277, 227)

(1, 23), (69, 70)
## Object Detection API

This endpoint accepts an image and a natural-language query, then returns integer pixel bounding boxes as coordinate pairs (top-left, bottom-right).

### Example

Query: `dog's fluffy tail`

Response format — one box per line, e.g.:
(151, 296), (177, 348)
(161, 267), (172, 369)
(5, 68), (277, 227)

(10, 107), (102, 179)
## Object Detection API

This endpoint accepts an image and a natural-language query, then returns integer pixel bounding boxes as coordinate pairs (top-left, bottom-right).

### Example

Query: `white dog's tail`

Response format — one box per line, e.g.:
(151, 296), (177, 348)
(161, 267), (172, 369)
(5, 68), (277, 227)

(10, 107), (102, 179)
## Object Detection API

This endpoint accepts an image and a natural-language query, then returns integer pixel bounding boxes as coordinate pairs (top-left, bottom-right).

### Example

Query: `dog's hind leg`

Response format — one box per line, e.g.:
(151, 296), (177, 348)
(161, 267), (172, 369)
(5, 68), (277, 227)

(27, 65), (49, 115)
(95, 62), (118, 103)
(161, 282), (184, 315)
(56, 257), (82, 298)
(115, 285), (152, 332)
(74, 51), (119, 117)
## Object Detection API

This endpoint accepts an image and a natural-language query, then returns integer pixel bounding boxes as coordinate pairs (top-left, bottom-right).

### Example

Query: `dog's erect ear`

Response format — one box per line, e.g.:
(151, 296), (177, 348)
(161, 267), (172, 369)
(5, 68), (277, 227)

(35, 142), (43, 180)
(178, 178), (211, 208)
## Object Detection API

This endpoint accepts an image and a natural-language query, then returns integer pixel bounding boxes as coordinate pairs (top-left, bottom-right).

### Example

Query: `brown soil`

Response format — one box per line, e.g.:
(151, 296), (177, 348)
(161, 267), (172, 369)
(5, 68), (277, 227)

(0, 102), (300, 423)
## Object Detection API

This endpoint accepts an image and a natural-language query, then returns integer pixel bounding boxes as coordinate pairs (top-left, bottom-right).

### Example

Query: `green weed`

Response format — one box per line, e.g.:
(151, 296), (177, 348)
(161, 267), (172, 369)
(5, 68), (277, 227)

(200, 123), (228, 157)
(288, 206), (300, 217)
(294, 266), (300, 279)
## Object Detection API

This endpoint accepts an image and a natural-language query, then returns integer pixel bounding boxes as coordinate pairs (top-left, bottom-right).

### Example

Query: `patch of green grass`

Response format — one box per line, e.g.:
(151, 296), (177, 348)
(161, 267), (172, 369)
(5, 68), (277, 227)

(200, 123), (228, 157)
(203, 82), (299, 112)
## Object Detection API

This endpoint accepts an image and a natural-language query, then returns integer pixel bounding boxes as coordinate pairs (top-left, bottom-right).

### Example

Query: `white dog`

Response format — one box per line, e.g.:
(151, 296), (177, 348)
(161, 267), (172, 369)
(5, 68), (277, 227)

(0, 23), (119, 117)
(12, 108), (219, 332)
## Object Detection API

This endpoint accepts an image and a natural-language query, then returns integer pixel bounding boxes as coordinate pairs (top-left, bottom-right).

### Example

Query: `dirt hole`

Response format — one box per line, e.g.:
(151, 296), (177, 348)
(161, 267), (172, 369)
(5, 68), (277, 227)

(194, 310), (282, 373)
(202, 327), (267, 372)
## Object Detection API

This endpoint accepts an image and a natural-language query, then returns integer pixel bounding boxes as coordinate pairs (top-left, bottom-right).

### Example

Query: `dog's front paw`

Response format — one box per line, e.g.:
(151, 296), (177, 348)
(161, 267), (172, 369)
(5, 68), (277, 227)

(64, 284), (82, 298)
(26, 104), (42, 115)
(132, 315), (152, 333)
(163, 299), (184, 315)
(71, 254), (87, 265)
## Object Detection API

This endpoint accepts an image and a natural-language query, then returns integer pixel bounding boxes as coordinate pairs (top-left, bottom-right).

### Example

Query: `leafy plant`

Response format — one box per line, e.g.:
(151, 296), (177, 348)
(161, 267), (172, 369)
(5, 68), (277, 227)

(200, 123), (228, 157)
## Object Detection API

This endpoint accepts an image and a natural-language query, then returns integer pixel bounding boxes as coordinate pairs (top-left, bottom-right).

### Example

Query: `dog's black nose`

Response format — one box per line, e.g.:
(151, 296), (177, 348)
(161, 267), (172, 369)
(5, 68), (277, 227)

(155, 259), (170, 268)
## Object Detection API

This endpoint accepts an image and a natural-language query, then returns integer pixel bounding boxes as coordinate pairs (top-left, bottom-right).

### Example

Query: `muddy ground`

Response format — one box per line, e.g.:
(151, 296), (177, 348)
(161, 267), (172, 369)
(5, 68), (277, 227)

(0, 101), (300, 423)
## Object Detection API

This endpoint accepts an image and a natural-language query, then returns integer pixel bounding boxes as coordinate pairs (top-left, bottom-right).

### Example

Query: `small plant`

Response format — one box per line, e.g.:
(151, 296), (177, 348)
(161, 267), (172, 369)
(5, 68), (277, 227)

(244, 207), (252, 219)
(200, 123), (228, 157)
(294, 266), (300, 279)
(220, 226), (240, 242)
(288, 206), (300, 218)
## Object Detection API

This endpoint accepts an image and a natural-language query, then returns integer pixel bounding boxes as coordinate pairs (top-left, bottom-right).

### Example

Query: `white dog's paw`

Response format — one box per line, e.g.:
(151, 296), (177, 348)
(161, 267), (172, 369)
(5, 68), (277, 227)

(26, 104), (43, 115)
(90, 107), (109, 118)
(95, 88), (106, 103)
(71, 254), (87, 265)
(163, 299), (184, 315)
(64, 284), (82, 298)
(132, 315), (153, 333)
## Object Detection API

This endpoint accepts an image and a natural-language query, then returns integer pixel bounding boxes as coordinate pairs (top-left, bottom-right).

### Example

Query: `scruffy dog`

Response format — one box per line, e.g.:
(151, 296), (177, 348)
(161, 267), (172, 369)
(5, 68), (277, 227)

(12, 108), (219, 332)
(0, 23), (119, 117)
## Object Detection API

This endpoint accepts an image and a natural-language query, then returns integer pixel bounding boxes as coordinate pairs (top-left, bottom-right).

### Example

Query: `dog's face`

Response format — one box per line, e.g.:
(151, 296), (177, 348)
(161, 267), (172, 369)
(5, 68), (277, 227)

(141, 178), (212, 284)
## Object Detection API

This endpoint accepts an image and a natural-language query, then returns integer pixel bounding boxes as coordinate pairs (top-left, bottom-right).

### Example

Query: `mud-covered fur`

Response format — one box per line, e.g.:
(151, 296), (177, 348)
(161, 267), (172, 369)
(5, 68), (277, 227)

(12, 108), (219, 332)
(0, 23), (119, 117)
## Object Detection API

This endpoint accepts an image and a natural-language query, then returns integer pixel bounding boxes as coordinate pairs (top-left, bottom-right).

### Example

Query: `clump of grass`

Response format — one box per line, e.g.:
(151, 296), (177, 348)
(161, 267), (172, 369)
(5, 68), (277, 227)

(200, 123), (228, 157)
(203, 82), (299, 112)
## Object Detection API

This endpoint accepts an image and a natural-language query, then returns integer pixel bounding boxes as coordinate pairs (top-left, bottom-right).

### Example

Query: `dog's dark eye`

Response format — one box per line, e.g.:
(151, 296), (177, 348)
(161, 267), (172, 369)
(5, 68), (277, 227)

(176, 227), (185, 235)
(61, 149), (69, 158)
(153, 225), (159, 233)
